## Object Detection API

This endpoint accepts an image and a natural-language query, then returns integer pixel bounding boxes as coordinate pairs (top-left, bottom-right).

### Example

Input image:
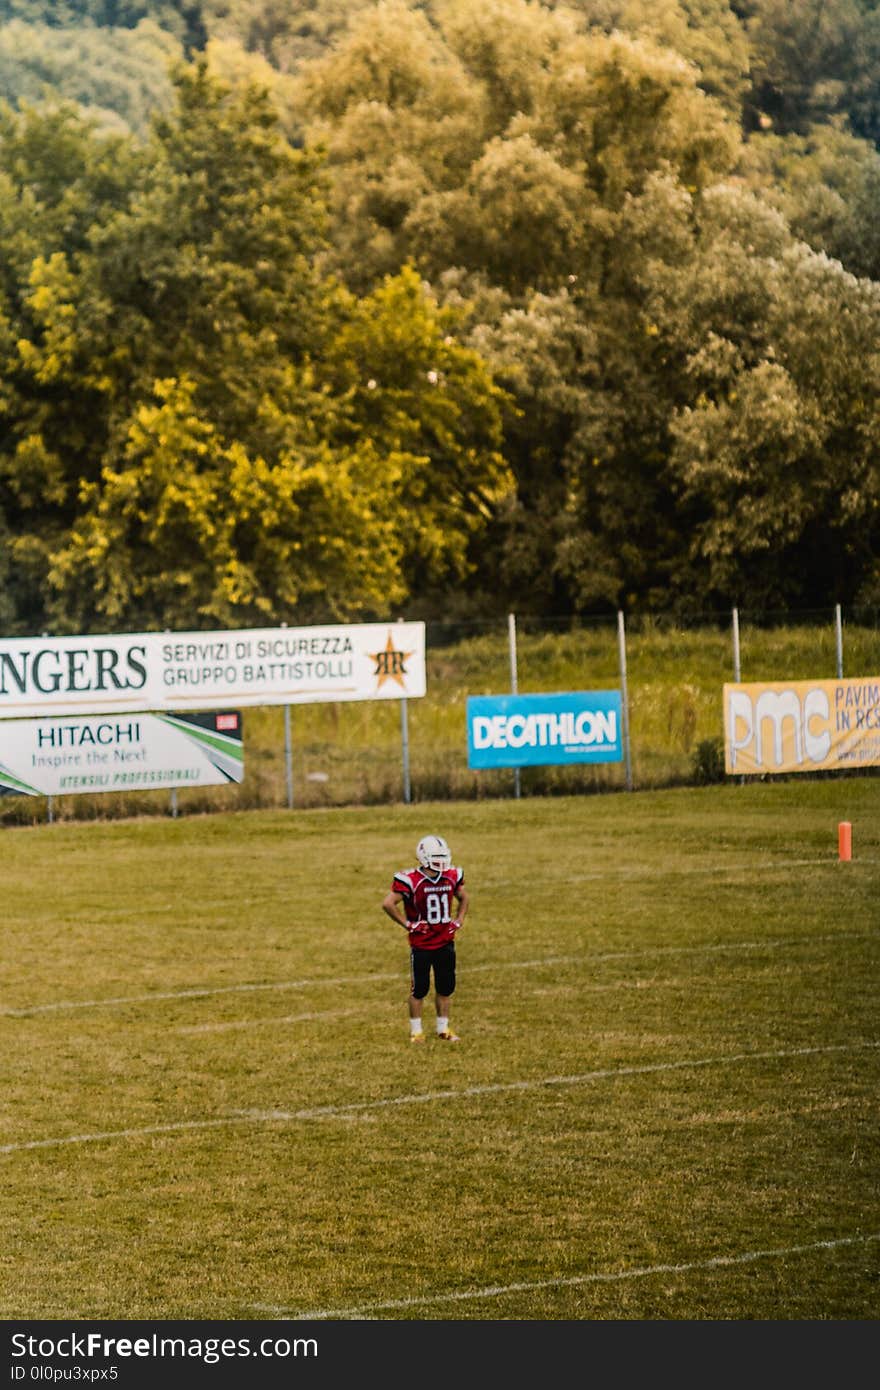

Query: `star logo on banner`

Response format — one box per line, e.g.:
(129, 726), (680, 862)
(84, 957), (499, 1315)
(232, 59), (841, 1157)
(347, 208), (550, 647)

(370, 632), (414, 691)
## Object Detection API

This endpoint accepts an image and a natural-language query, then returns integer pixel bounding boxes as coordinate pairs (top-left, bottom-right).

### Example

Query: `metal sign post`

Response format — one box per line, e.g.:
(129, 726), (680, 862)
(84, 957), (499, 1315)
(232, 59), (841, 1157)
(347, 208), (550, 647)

(508, 612), (520, 799)
(616, 611), (633, 792)
(284, 704), (293, 809)
(397, 618), (411, 804)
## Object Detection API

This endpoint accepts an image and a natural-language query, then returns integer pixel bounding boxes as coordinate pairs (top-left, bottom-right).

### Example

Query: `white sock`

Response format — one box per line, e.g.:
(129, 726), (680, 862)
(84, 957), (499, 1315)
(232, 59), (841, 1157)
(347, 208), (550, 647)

(409, 1018), (423, 1036)
(436, 1016), (449, 1034)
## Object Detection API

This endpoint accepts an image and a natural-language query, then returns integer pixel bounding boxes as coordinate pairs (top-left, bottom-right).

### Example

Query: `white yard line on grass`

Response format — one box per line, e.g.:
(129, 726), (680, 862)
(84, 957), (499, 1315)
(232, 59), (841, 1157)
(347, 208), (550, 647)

(479, 857), (880, 890)
(2, 929), (875, 1019)
(177, 1006), (362, 1035)
(0, 970), (406, 1017)
(1, 1039), (877, 1155)
(252, 1231), (880, 1319)
(0, 960), (565, 1018)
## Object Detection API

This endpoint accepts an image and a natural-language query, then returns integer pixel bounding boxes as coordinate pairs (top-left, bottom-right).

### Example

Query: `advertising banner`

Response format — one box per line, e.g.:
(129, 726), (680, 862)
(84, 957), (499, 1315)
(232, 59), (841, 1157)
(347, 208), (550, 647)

(0, 623), (425, 719)
(0, 711), (244, 797)
(467, 691), (623, 769)
(724, 676), (880, 775)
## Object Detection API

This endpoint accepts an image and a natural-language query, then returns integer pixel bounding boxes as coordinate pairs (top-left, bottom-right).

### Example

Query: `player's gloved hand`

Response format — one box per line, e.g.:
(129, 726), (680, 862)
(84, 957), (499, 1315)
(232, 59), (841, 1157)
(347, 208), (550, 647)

(450, 919), (462, 933)
(408, 919), (427, 935)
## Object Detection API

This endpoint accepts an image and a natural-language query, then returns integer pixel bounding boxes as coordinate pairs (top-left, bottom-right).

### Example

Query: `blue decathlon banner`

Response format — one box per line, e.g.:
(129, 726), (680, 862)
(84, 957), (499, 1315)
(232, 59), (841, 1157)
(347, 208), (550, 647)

(467, 690), (623, 769)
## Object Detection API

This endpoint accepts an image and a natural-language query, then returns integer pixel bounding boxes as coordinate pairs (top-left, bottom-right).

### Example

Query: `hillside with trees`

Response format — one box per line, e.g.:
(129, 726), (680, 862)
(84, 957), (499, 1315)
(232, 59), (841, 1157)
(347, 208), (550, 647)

(0, 0), (878, 635)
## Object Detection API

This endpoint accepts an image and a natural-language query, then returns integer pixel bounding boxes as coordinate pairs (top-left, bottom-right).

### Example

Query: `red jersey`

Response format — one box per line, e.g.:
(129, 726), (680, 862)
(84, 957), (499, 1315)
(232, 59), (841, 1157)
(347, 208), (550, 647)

(391, 865), (465, 950)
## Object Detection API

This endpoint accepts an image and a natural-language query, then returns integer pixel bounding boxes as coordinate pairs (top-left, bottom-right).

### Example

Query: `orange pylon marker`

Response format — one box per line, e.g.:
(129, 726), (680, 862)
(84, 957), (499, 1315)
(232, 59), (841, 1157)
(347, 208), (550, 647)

(838, 821), (852, 861)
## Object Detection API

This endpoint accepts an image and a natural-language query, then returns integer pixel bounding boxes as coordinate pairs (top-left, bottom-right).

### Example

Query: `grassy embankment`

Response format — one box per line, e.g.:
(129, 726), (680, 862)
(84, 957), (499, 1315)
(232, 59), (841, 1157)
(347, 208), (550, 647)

(2, 616), (877, 824)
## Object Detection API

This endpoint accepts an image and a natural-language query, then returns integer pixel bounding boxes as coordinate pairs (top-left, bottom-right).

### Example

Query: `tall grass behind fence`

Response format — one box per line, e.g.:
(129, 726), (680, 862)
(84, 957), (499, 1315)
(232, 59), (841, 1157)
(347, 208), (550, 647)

(2, 609), (878, 825)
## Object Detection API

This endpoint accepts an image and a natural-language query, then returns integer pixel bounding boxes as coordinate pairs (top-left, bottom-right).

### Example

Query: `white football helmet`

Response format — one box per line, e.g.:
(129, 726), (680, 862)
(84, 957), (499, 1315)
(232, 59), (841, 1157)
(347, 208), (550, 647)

(416, 834), (452, 873)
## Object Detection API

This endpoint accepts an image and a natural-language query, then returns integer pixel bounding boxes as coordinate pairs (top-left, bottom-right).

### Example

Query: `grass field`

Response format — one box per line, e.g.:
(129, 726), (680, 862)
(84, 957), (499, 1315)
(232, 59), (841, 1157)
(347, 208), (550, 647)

(1, 776), (878, 1321)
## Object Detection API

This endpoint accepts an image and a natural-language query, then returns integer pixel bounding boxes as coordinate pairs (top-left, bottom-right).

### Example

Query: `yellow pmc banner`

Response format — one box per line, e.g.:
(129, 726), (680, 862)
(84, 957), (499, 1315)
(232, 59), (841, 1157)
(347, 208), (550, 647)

(724, 676), (880, 775)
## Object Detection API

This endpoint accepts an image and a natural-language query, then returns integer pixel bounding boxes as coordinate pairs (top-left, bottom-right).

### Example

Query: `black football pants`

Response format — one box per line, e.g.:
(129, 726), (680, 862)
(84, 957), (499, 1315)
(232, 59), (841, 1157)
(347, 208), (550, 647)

(410, 942), (456, 999)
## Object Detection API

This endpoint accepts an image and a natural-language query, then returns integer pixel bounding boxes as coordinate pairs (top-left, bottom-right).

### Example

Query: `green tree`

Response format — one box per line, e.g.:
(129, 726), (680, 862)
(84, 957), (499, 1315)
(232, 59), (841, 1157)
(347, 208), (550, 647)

(202, 34), (301, 139)
(0, 2), (207, 48)
(319, 264), (512, 601)
(80, 59), (329, 449)
(0, 19), (180, 135)
(0, 99), (143, 631)
(741, 0), (866, 134)
(457, 165), (880, 615)
(296, 1), (738, 289)
(294, 0), (486, 288)
(843, 2), (880, 146)
(739, 124), (880, 282)
(566, 0), (752, 114)
(1, 62), (510, 632)
(49, 376), (409, 629)
(50, 261), (512, 630)
(647, 186), (880, 607)
(201, 0), (373, 69)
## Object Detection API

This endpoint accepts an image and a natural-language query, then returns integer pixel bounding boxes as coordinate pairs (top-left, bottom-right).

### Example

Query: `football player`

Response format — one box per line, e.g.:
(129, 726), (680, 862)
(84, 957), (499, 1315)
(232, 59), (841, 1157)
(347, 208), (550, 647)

(381, 834), (469, 1043)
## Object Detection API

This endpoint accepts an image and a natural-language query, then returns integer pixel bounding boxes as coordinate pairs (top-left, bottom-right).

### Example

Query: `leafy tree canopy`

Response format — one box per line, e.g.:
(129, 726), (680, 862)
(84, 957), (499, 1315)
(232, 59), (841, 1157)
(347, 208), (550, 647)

(0, 2), (206, 48)
(0, 64), (509, 633)
(1, 0), (879, 628)
(0, 18), (180, 135)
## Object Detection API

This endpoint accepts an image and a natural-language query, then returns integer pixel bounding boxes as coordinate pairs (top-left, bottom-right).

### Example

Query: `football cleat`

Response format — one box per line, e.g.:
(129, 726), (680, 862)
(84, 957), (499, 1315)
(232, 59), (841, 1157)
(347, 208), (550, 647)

(410, 1032), (426, 1044)
(436, 1029), (460, 1042)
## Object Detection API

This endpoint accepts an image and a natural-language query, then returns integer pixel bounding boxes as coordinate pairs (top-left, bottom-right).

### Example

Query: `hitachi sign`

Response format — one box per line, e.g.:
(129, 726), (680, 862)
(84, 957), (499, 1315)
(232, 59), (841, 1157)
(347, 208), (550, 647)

(472, 710), (617, 750)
